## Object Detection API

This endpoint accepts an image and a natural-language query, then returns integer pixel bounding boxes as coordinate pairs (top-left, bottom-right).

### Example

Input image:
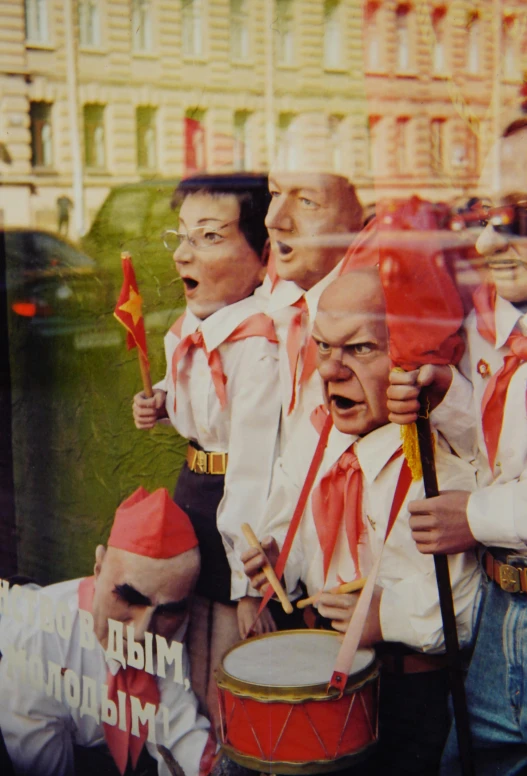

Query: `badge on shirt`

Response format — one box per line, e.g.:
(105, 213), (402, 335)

(476, 359), (491, 378)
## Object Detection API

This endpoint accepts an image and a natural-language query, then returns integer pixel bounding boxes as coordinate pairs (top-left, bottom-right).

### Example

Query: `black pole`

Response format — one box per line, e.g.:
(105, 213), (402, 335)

(415, 412), (474, 776)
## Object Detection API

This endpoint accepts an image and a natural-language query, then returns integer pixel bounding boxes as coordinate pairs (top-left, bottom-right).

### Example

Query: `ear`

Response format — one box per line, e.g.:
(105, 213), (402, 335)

(94, 545), (106, 579)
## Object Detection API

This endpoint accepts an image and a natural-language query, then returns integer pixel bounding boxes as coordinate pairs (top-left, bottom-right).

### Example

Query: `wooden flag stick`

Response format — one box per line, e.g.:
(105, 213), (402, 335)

(416, 409), (474, 776)
(139, 350), (153, 399)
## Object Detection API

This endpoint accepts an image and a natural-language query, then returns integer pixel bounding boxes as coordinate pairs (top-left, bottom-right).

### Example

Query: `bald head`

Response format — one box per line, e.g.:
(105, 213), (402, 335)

(317, 269), (386, 332)
(313, 270), (391, 437)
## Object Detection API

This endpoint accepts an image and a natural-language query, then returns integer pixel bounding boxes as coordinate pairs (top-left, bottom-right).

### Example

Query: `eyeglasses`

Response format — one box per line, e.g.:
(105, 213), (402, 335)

(162, 219), (239, 252)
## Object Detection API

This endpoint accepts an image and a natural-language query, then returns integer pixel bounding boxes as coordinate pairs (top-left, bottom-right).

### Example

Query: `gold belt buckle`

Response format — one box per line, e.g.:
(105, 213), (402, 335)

(499, 564), (521, 593)
(196, 450), (208, 474)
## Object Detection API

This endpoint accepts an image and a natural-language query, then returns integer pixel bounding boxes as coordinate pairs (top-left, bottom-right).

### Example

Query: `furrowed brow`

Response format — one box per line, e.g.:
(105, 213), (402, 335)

(113, 584), (152, 607)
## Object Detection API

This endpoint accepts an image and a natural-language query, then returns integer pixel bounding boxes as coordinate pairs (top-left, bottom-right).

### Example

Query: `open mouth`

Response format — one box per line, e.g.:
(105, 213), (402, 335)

(330, 394), (360, 411)
(276, 241), (293, 256)
(182, 277), (199, 292)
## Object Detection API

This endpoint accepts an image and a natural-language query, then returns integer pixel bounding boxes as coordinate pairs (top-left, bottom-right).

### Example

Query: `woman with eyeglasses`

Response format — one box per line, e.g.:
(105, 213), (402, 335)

(132, 173), (285, 734)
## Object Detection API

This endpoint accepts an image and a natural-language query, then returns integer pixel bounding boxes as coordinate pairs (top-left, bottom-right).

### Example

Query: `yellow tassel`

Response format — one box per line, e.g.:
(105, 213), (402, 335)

(401, 422), (423, 481)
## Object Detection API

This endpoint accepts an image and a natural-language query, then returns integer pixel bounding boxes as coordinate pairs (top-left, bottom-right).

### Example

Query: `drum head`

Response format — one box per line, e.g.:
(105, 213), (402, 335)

(222, 630), (375, 688)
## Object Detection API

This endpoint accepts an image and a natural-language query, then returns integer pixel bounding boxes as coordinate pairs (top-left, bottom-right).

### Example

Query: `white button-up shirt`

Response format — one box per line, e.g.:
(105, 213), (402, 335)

(0, 579), (211, 776)
(157, 296), (281, 599)
(455, 297), (527, 550)
(258, 261), (343, 444)
(259, 420), (482, 654)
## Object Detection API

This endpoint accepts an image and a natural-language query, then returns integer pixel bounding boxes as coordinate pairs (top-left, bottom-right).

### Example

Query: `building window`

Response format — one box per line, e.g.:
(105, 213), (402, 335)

(84, 104), (106, 169)
(364, 3), (380, 71)
(136, 107), (157, 170)
(432, 8), (446, 74)
(275, 0), (294, 66)
(431, 118), (444, 174)
(79, 0), (100, 47)
(230, 0), (249, 60)
(30, 102), (53, 168)
(395, 117), (410, 174)
(25, 0), (48, 44)
(276, 113), (296, 170)
(503, 17), (518, 79)
(182, 0), (203, 57)
(324, 1), (342, 69)
(233, 111), (251, 171)
(368, 116), (381, 175)
(132, 0), (152, 52)
(395, 5), (410, 72)
(184, 110), (206, 175)
(467, 14), (480, 74)
(328, 115), (344, 171)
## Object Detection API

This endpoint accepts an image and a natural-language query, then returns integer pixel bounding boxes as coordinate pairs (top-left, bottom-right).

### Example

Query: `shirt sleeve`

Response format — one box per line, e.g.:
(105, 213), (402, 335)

(379, 453), (482, 653)
(430, 365), (478, 462)
(467, 476), (527, 550)
(215, 338), (282, 600)
(0, 617), (74, 776)
(149, 650), (211, 776)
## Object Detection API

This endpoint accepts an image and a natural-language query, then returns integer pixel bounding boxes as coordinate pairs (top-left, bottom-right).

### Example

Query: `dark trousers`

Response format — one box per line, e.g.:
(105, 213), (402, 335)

(343, 667), (450, 776)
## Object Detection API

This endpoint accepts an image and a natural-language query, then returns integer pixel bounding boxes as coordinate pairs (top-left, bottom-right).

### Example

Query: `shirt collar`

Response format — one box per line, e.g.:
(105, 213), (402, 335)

(494, 294), (523, 349)
(354, 423), (403, 485)
(180, 296), (263, 351)
(267, 258), (344, 315)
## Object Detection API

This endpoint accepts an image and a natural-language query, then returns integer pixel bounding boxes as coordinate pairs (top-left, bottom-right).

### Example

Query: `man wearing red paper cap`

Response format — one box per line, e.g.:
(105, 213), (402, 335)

(260, 148), (365, 442)
(0, 487), (214, 776)
(388, 117), (527, 774)
(243, 270), (481, 775)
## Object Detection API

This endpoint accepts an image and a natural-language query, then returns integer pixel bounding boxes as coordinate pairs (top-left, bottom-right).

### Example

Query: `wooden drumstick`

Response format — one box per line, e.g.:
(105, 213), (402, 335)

(296, 577), (367, 609)
(241, 523), (293, 615)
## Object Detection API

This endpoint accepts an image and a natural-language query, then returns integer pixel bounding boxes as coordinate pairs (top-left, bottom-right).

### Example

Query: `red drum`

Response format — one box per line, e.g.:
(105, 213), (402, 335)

(216, 630), (379, 774)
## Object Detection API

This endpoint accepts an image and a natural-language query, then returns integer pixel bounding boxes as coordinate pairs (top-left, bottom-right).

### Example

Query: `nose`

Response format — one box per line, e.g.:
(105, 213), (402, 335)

(317, 348), (352, 382)
(174, 239), (193, 264)
(476, 221), (509, 257)
(265, 196), (294, 233)
(130, 607), (155, 642)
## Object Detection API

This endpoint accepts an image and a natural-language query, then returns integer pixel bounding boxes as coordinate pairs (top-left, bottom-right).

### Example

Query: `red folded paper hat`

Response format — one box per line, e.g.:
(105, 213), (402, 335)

(376, 199), (465, 370)
(108, 487), (198, 558)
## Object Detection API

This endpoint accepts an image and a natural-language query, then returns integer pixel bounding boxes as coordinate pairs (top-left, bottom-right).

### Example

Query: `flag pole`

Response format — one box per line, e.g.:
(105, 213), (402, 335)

(115, 252), (153, 400)
(416, 409), (474, 776)
(138, 351), (153, 399)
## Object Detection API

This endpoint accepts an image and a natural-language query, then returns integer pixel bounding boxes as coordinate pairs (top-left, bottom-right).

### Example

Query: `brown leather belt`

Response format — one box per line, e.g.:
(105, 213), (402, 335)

(484, 550), (527, 594)
(186, 444), (228, 475)
(379, 652), (448, 675)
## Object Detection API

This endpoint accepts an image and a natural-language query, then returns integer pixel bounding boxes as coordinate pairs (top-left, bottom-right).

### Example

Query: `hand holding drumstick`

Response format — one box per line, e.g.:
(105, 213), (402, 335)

(240, 525), (293, 614)
(296, 578), (367, 609)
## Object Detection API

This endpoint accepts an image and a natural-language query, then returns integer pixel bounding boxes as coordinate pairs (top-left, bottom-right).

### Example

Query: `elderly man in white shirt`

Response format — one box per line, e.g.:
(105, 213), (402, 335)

(387, 117), (527, 776)
(0, 487), (213, 776)
(261, 165), (364, 442)
(243, 271), (481, 776)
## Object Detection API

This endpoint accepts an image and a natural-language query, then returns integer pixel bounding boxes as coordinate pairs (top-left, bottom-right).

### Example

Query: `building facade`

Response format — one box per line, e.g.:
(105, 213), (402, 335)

(0, 0), (526, 235)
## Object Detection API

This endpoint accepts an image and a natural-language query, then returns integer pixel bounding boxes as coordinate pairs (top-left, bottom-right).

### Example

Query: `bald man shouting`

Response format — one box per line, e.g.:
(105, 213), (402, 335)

(244, 271), (481, 776)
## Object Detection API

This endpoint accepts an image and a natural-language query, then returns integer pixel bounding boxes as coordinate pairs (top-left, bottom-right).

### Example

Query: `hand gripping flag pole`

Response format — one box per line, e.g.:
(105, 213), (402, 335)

(113, 252), (153, 398)
(377, 224), (474, 776)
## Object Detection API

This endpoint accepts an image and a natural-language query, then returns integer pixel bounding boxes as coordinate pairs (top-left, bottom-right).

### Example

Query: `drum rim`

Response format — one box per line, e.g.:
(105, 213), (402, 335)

(216, 629), (379, 701)
(220, 740), (378, 774)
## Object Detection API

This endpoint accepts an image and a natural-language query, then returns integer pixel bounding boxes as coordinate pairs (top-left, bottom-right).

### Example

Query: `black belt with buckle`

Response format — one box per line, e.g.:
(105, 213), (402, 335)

(484, 549), (527, 594)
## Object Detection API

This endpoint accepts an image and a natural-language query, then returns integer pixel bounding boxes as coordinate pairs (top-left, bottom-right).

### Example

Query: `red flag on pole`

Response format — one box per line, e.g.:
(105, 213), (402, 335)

(113, 253), (149, 367)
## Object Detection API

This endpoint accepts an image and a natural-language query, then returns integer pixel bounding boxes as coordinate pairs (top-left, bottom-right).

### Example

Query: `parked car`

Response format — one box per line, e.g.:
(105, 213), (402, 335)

(2, 228), (117, 347)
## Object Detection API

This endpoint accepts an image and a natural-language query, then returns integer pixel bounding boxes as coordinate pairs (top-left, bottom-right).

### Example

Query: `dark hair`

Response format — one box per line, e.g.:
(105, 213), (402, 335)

(171, 173), (271, 259)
